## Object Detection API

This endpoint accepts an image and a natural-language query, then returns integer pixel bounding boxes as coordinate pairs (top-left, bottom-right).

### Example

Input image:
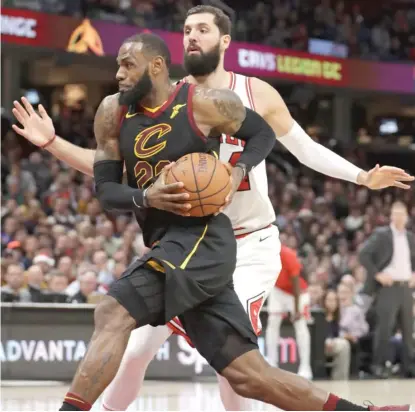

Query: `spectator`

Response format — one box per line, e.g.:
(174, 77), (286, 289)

(98, 220), (122, 256)
(48, 270), (69, 294)
(57, 256), (75, 282)
(323, 289), (351, 380)
(92, 250), (114, 286)
(337, 283), (369, 344)
(70, 270), (101, 304)
(309, 283), (325, 309)
(359, 201), (415, 378)
(26, 265), (45, 302)
(1, 264), (31, 302)
(33, 254), (55, 275)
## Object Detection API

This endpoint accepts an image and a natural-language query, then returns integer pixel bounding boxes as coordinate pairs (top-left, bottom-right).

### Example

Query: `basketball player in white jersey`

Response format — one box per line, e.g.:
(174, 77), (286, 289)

(12, 6), (413, 412)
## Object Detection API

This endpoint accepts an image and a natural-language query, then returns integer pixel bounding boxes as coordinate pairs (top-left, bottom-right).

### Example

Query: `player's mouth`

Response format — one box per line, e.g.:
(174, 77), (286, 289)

(187, 45), (202, 54)
(118, 84), (131, 92)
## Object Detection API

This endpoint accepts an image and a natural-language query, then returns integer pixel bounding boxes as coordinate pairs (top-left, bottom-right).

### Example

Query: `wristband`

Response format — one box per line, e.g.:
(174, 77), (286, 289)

(142, 184), (152, 208)
(41, 134), (56, 149)
(235, 163), (247, 178)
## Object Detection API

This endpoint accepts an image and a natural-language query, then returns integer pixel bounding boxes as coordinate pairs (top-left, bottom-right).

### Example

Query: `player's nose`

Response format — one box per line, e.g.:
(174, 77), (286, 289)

(115, 68), (126, 82)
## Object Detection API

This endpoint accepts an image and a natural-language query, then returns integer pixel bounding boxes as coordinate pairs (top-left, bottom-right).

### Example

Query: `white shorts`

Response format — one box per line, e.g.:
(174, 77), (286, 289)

(168, 224), (281, 343)
(267, 288), (311, 319)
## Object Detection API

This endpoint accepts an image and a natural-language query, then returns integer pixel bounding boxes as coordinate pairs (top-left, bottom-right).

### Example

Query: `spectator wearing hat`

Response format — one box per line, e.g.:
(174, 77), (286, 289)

(33, 254), (55, 275)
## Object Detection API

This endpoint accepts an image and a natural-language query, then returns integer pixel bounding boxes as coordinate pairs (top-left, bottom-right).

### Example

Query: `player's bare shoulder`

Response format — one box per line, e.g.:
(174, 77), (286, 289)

(191, 85), (246, 136)
(94, 93), (124, 162)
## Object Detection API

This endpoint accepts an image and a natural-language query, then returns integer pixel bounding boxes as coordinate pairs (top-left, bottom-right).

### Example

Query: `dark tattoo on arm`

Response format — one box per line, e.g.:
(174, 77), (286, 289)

(93, 94), (122, 163)
(193, 86), (246, 136)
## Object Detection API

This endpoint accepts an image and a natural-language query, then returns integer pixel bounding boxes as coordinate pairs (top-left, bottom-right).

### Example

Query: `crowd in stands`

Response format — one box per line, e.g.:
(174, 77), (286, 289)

(4, 0), (415, 62)
(2, 103), (414, 380)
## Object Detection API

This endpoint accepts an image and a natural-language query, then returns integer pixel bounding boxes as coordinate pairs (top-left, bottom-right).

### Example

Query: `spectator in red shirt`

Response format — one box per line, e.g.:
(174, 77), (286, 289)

(266, 245), (312, 379)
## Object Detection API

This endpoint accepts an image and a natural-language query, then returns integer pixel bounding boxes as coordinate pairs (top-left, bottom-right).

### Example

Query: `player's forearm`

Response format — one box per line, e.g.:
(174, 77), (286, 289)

(94, 160), (144, 211)
(233, 108), (276, 172)
(45, 135), (95, 177)
(278, 122), (363, 184)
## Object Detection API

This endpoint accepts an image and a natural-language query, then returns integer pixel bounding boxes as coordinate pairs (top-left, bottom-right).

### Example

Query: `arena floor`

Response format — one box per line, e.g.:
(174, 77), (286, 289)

(1, 379), (414, 411)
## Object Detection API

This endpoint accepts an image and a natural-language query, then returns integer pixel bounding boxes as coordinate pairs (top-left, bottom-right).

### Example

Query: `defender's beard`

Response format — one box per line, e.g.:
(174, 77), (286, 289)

(183, 43), (221, 77)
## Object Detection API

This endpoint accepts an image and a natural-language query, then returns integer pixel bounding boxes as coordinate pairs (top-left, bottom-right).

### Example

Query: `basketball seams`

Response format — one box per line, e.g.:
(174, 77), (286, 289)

(169, 166), (181, 185)
(197, 178), (231, 201)
(190, 153), (205, 216)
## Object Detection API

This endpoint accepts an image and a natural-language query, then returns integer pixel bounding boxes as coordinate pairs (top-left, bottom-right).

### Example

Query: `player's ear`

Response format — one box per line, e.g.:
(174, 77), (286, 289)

(151, 56), (164, 75)
(221, 34), (231, 51)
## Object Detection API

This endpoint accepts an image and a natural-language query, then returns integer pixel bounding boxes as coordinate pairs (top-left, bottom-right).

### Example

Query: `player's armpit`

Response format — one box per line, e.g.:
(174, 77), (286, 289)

(249, 77), (294, 138)
(191, 86), (246, 136)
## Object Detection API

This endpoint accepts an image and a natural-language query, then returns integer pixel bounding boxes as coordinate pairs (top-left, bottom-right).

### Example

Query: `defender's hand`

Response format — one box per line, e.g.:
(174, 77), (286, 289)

(357, 165), (414, 190)
(146, 163), (192, 216)
(215, 163), (236, 215)
(12, 97), (55, 147)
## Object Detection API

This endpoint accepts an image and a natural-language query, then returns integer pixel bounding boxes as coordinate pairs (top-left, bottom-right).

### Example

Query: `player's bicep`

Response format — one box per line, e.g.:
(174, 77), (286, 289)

(192, 86), (246, 136)
(93, 94), (123, 163)
(250, 77), (294, 137)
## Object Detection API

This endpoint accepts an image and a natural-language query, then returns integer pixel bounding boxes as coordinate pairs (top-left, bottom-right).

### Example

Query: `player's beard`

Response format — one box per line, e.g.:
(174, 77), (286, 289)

(183, 42), (221, 76)
(118, 68), (153, 106)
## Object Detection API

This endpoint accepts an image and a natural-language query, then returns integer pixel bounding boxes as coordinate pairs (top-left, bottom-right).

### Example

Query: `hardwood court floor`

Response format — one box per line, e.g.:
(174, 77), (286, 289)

(1, 379), (414, 411)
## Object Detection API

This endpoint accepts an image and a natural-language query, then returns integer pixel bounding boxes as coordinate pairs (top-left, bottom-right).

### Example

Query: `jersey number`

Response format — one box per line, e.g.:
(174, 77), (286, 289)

(134, 160), (170, 188)
(228, 152), (251, 191)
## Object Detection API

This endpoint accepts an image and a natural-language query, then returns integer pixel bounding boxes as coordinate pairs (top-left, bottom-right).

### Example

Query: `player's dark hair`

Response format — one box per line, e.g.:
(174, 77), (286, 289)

(186, 5), (232, 35)
(123, 33), (171, 69)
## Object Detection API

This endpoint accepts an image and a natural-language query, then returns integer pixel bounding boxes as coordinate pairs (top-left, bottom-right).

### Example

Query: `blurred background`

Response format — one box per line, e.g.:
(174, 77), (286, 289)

(1, 0), (415, 406)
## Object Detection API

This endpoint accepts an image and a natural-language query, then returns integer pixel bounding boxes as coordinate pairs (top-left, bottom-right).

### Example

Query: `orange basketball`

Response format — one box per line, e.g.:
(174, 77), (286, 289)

(166, 153), (231, 217)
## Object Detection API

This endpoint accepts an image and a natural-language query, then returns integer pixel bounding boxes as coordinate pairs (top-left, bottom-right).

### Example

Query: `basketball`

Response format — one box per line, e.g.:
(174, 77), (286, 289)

(166, 153), (231, 217)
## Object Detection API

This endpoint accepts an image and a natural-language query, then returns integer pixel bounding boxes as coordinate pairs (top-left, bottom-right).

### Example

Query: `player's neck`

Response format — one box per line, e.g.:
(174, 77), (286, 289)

(188, 66), (230, 89)
(140, 80), (174, 109)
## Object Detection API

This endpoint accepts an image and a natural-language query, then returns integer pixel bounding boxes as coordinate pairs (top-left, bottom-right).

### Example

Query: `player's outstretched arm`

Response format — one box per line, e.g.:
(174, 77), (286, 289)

(192, 86), (276, 175)
(12, 97), (96, 177)
(249, 78), (414, 190)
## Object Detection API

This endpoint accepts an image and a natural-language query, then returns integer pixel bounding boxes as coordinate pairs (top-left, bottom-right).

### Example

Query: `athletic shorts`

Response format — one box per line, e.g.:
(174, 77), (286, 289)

(108, 213), (258, 372)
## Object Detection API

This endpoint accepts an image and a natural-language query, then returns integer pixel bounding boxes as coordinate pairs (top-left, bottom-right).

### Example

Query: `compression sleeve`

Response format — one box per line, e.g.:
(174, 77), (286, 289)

(94, 160), (145, 211)
(278, 121), (362, 184)
(232, 108), (276, 172)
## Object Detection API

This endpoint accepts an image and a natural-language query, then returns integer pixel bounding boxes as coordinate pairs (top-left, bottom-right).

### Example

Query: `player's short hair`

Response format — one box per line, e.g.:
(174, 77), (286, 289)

(186, 5), (232, 35)
(123, 32), (171, 69)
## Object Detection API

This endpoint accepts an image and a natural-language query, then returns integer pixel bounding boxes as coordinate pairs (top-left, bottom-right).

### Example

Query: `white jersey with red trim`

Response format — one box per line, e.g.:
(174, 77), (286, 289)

(220, 72), (276, 236)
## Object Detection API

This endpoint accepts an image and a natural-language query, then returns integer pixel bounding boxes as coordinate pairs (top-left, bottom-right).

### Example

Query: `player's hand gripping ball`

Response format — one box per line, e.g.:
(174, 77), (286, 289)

(166, 153), (232, 217)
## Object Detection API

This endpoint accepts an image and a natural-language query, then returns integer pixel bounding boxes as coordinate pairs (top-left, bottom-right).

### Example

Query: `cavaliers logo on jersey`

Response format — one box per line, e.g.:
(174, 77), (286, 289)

(134, 123), (171, 159)
(133, 124), (171, 188)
